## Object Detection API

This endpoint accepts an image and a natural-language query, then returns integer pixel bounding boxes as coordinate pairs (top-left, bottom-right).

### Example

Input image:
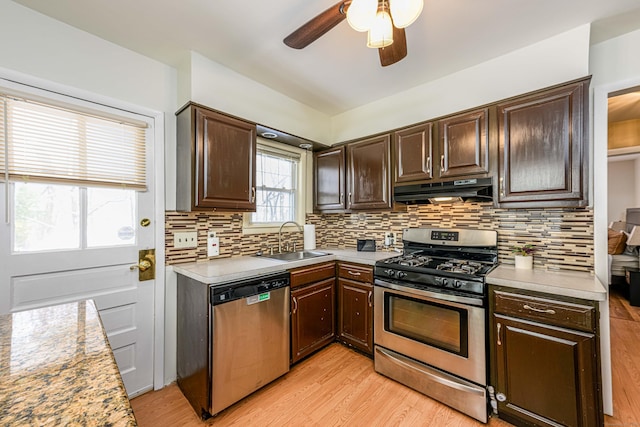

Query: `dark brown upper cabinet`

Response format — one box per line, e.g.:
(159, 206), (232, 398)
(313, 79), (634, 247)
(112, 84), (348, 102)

(438, 108), (489, 178)
(314, 146), (346, 211)
(176, 103), (256, 211)
(496, 78), (590, 208)
(393, 122), (434, 184)
(346, 134), (392, 210)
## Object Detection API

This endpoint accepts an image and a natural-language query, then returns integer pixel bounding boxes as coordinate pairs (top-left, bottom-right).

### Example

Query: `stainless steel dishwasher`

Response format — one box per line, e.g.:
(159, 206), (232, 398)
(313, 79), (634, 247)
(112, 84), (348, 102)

(177, 271), (290, 419)
(210, 272), (290, 415)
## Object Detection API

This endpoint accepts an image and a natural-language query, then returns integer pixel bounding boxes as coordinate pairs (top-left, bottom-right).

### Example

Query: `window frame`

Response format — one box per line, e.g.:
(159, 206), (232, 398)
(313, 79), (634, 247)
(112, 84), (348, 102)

(243, 139), (308, 234)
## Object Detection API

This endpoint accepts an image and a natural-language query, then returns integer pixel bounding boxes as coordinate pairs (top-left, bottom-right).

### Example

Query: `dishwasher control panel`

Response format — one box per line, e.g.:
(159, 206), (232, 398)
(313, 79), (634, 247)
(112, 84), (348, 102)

(210, 272), (290, 305)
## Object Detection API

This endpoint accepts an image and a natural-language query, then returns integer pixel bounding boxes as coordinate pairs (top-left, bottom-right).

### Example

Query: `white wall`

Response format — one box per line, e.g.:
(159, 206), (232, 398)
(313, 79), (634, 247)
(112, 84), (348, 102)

(607, 159), (638, 222)
(185, 52), (332, 146)
(331, 25), (591, 143)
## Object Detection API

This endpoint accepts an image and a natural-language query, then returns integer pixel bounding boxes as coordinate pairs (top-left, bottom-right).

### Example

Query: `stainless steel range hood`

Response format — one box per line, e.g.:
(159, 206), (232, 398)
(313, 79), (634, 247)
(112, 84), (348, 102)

(394, 177), (494, 204)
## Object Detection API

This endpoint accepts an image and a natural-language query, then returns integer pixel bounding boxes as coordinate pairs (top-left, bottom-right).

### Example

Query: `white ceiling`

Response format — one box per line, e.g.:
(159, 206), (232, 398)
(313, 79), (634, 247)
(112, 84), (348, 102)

(13, 0), (640, 116)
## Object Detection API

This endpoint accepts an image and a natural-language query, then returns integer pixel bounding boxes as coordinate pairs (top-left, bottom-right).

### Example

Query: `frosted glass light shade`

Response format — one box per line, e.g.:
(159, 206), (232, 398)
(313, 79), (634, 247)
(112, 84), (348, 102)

(347, 0), (378, 32)
(389, 0), (424, 28)
(367, 9), (394, 48)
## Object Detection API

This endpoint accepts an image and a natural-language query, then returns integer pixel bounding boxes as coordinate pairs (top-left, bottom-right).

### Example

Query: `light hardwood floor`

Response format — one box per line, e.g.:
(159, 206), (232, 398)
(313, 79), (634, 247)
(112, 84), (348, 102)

(131, 290), (640, 426)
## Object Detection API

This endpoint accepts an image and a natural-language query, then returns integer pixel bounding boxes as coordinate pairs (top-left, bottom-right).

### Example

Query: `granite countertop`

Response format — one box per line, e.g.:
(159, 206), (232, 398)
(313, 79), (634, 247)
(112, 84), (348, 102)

(172, 248), (400, 285)
(487, 265), (607, 301)
(0, 300), (136, 426)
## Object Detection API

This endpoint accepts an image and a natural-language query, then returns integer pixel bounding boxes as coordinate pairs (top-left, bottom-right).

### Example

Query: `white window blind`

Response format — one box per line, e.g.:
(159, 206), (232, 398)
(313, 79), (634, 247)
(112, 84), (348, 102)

(0, 94), (147, 190)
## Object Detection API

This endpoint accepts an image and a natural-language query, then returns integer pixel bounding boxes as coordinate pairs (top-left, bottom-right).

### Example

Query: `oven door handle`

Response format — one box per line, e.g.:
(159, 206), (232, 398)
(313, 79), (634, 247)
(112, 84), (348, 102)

(374, 278), (485, 307)
(376, 347), (486, 396)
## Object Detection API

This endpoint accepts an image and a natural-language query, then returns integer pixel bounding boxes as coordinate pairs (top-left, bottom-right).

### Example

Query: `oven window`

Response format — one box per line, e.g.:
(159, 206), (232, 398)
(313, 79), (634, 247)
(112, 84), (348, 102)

(384, 293), (468, 357)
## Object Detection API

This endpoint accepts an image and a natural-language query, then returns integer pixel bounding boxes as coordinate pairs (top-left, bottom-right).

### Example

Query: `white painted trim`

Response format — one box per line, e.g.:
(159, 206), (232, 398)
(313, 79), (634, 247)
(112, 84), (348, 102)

(593, 75), (640, 416)
(152, 111), (166, 390)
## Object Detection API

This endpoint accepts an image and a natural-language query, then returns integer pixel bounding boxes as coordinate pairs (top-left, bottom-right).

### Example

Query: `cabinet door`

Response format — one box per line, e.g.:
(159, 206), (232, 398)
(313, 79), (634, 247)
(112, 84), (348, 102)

(314, 147), (346, 211)
(438, 109), (489, 178)
(346, 135), (392, 210)
(493, 314), (601, 427)
(394, 123), (434, 184)
(195, 106), (256, 210)
(337, 278), (373, 355)
(291, 278), (335, 363)
(496, 79), (589, 207)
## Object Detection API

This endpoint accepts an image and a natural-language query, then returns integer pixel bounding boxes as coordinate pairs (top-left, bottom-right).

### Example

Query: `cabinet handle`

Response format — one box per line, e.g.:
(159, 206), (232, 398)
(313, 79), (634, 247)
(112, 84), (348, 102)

(251, 187), (256, 203)
(523, 304), (556, 315)
(496, 323), (502, 346)
(347, 270), (361, 276)
(440, 154), (445, 172)
(340, 192), (344, 205)
(499, 177), (504, 197)
(368, 290), (373, 307)
(348, 192), (352, 206)
(426, 156), (431, 174)
(292, 296), (298, 314)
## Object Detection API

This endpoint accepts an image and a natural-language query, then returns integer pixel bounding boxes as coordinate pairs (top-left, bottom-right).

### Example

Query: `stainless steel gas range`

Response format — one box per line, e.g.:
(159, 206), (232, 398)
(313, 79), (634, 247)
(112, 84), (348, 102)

(373, 227), (498, 423)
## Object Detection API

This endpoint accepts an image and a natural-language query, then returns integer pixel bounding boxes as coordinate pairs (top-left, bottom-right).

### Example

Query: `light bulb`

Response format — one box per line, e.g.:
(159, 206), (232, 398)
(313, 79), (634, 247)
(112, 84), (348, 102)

(347, 0), (378, 32)
(389, 0), (423, 28)
(367, 8), (394, 48)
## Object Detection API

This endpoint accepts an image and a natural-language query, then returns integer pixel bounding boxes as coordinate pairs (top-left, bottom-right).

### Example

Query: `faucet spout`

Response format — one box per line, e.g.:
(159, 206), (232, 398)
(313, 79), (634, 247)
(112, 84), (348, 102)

(278, 221), (303, 253)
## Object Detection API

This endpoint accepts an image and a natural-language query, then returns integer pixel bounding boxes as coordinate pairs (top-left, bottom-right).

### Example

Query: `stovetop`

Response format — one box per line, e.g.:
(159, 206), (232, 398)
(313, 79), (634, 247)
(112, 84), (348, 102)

(379, 252), (493, 276)
(373, 227), (499, 297)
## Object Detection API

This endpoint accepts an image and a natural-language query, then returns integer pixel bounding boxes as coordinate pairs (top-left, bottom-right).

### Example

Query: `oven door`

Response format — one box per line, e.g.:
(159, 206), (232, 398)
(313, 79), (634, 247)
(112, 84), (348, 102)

(374, 279), (486, 386)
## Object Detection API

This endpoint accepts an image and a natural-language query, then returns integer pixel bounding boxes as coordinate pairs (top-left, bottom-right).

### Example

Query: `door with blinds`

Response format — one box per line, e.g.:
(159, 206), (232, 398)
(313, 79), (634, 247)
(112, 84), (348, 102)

(0, 80), (158, 397)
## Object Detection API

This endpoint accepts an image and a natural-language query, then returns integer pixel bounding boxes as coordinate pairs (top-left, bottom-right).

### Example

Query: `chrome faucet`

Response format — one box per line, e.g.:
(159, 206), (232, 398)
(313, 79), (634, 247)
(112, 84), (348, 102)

(278, 221), (303, 253)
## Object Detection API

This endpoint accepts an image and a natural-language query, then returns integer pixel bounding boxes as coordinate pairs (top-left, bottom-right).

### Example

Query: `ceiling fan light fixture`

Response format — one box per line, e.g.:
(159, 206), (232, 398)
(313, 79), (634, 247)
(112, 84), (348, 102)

(389, 0), (424, 28)
(367, 8), (394, 48)
(346, 0), (378, 32)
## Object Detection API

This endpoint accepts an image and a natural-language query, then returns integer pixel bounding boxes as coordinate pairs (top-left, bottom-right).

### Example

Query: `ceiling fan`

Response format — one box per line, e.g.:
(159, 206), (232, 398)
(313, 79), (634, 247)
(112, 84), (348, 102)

(283, 0), (423, 67)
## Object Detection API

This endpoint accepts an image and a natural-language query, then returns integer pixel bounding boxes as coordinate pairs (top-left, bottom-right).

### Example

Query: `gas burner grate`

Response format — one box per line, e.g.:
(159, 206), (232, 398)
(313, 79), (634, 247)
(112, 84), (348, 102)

(383, 253), (432, 268)
(435, 260), (483, 275)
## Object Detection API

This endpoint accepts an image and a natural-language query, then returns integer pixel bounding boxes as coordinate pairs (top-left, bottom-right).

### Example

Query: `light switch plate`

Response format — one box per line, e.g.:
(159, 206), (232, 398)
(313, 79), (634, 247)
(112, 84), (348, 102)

(208, 231), (220, 257)
(174, 231), (198, 248)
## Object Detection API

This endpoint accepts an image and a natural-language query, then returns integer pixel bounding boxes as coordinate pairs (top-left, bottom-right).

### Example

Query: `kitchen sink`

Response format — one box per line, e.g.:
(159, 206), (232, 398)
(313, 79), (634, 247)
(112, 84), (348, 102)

(258, 250), (330, 262)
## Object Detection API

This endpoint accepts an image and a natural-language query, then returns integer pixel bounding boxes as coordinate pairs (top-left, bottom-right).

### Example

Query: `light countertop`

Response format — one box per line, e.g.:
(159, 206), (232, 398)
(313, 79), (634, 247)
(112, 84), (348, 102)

(172, 248), (399, 285)
(487, 265), (607, 301)
(173, 250), (607, 302)
(0, 300), (137, 426)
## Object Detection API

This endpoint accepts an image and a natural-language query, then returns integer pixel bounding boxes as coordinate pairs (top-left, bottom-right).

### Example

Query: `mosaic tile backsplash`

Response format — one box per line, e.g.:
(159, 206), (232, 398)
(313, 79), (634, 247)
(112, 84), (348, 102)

(166, 203), (594, 272)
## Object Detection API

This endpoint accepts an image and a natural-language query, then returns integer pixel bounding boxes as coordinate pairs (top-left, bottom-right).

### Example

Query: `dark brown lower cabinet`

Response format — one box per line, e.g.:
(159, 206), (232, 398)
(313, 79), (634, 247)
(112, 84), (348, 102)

(490, 286), (602, 427)
(337, 278), (373, 355)
(337, 262), (374, 356)
(290, 263), (336, 364)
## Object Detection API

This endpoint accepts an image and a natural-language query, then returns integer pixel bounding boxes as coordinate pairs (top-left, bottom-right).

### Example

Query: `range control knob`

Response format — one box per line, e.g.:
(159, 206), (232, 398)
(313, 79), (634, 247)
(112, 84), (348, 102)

(396, 271), (407, 279)
(384, 269), (395, 277)
(440, 278), (449, 287)
(453, 280), (462, 288)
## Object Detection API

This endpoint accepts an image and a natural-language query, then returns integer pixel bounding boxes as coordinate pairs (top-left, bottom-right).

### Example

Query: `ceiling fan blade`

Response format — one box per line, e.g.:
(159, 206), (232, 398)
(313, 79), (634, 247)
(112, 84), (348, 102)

(284, 1), (349, 49)
(379, 26), (407, 66)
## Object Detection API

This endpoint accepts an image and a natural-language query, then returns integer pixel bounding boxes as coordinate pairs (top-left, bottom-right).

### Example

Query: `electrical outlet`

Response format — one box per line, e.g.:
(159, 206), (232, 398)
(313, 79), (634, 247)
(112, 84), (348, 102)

(207, 230), (220, 257)
(174, 231), (198, 248)
(384, 232), (396, 246)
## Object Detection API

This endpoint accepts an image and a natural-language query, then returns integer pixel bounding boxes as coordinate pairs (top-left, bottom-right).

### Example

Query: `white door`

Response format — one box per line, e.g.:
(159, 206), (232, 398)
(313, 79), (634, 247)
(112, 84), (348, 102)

(0, 78), (161, 397)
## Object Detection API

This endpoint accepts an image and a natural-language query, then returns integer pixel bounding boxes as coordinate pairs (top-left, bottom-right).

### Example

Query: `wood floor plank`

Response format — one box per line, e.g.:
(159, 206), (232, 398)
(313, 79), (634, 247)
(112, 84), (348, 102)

(131, 290), (640, 426)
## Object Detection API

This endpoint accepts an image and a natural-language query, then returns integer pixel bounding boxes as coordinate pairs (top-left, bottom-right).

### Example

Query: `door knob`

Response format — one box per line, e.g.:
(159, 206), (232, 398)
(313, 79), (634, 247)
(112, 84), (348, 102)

(131, 259), (152, 272)
(130, 249), (155, 281)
